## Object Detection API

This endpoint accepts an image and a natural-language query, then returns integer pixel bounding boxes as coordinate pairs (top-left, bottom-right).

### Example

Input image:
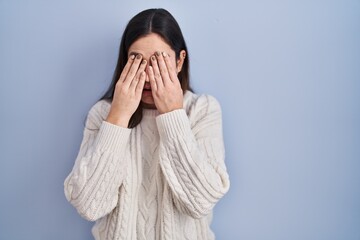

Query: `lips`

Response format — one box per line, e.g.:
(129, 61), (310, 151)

(143, 83), (151, 91)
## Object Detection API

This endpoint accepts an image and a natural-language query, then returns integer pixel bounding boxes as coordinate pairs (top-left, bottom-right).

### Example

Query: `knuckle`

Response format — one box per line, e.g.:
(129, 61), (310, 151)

(160, 68), (167, 75)
(156, 89), (163, 95)
(128, 69), (135, 76)
(120, 87), (128, 94)
(115, 80), (122, 87)
(155, 73), (161, 79)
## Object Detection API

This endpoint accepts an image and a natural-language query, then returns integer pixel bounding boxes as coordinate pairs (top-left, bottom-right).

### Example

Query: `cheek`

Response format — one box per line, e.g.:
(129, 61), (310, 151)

(170, 57), (178, 70)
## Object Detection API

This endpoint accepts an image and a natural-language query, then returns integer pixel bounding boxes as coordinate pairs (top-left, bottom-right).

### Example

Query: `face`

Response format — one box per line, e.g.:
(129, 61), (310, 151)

(127, 33), (185, 108)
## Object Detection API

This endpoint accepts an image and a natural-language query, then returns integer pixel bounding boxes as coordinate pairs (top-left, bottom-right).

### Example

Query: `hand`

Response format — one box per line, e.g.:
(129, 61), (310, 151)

(106, 54), (147, 127)
(147, 51), (183, 114)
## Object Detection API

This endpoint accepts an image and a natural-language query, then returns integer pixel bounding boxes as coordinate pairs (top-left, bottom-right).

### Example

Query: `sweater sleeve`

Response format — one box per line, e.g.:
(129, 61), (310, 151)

(156, 95), (230, 219)
(64, 101), (131, 221)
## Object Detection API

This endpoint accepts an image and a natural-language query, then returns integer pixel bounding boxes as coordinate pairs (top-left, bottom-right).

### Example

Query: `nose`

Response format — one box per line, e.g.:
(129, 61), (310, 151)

(145, 66), (150, 82)
(145, 72), (150, 82)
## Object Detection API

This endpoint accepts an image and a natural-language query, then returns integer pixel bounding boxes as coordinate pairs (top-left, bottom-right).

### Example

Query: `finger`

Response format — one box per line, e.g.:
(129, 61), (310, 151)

(163, 52), (179, 85)
(150, 54), (164, 89)
(123, 54), (143, 87)
(135, 71), (146, 95)
(128, 59), (147, 90)
(156, 51), (171, 86)
(118, 54), (135, 83)
(147, 65), (158, 92)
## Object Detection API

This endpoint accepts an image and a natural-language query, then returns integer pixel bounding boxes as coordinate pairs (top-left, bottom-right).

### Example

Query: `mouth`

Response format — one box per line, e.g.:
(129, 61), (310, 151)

(143, 87), (152, 95)
(143, 86), (152, 91)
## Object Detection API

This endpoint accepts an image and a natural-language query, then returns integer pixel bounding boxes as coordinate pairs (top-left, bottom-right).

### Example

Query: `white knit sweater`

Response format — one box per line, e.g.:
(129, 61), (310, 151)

(64, 90), (230, 240)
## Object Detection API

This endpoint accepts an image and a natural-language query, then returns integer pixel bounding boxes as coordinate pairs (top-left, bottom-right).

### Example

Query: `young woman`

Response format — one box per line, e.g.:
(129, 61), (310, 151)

(64, 8), (230, 240)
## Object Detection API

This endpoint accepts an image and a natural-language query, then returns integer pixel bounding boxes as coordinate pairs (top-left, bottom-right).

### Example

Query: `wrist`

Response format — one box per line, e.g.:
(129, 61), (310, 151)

(106, 111), (131, 128)
(159, 105), (183, 114)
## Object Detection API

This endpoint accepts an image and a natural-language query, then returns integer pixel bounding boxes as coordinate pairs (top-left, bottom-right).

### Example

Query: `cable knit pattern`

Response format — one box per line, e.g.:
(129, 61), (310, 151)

(64, 90), (230, 240)
(137, 113), (159, 240)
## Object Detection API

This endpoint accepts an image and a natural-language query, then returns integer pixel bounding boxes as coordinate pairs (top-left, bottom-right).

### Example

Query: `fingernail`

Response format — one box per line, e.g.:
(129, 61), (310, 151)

(162, 52), (167, 57)
(151, 56), (156, 61)
(130, 55), (135, 60)
(142, 60), (147, 64)
(136, 54), (142, 59)
(156, 51), (161, 57)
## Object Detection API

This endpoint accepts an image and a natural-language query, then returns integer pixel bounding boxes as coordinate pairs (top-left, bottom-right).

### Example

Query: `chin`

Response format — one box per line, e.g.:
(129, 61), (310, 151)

(141, 98), (154, 105)
(141, 97), (156, 109)
(142, 103), (157, 109)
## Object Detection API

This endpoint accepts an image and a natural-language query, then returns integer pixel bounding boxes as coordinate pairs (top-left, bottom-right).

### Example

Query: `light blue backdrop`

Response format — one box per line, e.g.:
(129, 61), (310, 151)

(0, 0), (359, 239)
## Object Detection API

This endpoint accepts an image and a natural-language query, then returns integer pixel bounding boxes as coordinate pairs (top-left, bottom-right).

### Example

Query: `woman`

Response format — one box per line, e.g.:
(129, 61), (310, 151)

(64, 8), (230, 240)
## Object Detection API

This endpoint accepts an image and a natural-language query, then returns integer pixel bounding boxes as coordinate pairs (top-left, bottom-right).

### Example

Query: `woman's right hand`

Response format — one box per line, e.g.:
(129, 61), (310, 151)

(106, 54), (147, 127)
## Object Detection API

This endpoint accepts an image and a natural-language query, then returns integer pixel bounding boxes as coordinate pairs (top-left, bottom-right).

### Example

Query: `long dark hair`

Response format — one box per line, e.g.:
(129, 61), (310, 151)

(100, 8), (192, 128)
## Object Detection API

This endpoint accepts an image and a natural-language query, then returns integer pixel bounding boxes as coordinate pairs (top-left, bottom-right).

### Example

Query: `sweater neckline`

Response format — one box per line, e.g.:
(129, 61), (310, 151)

(141, 90), (192, 118)
(142, 108), (160, 118)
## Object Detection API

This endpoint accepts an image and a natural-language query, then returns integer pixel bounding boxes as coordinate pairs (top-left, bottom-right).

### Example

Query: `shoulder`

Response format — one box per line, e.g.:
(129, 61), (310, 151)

(183, 90), (222, 120)
(85, 99), (111, 130)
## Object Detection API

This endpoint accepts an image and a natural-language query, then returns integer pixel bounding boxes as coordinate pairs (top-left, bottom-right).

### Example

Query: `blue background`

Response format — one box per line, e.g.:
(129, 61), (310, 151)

(0, 0), (359, 239)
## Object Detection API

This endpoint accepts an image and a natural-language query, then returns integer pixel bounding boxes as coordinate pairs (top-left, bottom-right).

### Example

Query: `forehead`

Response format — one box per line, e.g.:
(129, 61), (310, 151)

(128, 33), (174, 56)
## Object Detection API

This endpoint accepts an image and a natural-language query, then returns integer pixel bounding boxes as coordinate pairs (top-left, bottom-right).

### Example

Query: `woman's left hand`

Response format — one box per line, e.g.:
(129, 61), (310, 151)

(147, 51), (183, 114)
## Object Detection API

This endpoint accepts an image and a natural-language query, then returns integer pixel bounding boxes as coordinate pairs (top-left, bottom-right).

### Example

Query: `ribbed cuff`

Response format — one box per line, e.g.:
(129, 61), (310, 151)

(156, 109), (191, 140)
(94, 121), (131, 153)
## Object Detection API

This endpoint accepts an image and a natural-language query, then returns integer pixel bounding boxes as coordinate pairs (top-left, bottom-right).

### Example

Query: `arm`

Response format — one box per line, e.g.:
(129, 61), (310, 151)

(64, 101), (131, 221)
(156, 95), (230, 219)
(64, 53), (146, 221)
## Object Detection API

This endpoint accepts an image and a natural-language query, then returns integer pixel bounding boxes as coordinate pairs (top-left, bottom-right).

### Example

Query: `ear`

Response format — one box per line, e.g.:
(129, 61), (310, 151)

(176, 50), (186, 73)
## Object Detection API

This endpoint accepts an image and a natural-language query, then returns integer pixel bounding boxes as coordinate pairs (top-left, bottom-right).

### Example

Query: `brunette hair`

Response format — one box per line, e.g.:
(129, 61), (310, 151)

(100, 8), (192, 128)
